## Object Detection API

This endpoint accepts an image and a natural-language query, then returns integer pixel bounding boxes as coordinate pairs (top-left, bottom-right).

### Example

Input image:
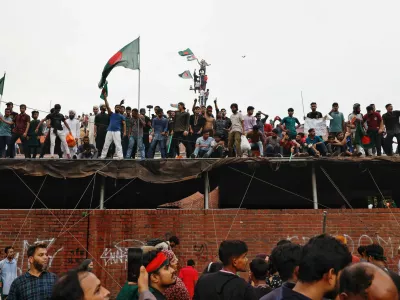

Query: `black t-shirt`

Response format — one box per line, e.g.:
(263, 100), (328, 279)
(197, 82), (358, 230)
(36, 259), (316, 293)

(190, 115), (206, 133)
(46, 113), (65, 130)
(142, 115), (151, 134)
(94, 112), (110, 133)
(307, 111), (323, 119)
(382, 110), (400, 134)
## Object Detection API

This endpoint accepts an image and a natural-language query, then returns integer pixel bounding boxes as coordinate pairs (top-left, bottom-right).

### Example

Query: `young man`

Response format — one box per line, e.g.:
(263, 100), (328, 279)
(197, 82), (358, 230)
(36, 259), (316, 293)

(179, 259), (199, 299)
(168, 102), (190, 158)
(27, 111), (42, 158)
(0, 246), (18, 299)
(76, 136), (98, 159)
(203, 106), (216, 136)
(348, 103), (363, 155)
(329, 102), (345, 135)
(365, 244), (388, 272)
(228, 103), (245, 157)
(210, 133), (226, 158)
(306, 102), (323, 119)
(194, 240), (256, 300)
(282, 234), (352, 300)
(261, 243), (302, 300)
(140, 108), (152, 158)
(280, 108), (301, 140)
(382, 103), (400, 156)
(5, 102), (18, 121)
(88, 106), (99, 147)
(37, 104), (72, 159)
(51, 269), (110, 300)
(190, 106), (206, 148)
(8, 243), (57, 300)
(255, 112), (268, 133)
(126, 109), (146, 160)
(191, 130), (214, 158)
(246, 125), (264, 157)
(280, 132), (300, 157)
(362, 105), (383, 156)
(148, 109), (168, 158)
(244, 106), (257, 133)
(265, 129), (281, 157)
(7, 104), (30, 158)
(249, 258), (271, 298)
(117, 249), (177, 300)
(99, 95), (126, 159)
(0, 108), (14, 158)
(94, 104), (110, 156)
(65, 110), (80, 158)
(325, 133), (352, 156)
(122, 106), (133, 157)
(305, 128), (328, 157)
(294, 133), (309, 156)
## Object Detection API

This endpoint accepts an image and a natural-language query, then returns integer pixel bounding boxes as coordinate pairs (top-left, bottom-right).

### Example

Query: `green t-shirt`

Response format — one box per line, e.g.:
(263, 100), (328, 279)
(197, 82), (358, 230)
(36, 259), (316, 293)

(281, 116), (299, 137)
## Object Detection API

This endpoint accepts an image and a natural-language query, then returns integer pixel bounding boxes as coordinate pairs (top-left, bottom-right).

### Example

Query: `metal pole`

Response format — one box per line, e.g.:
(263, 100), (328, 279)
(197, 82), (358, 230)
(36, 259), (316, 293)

(322, 211), (327, 233)
(99, 176), (105, 209)
(204, 172), (209, 209)
(312, 164), (318, 209)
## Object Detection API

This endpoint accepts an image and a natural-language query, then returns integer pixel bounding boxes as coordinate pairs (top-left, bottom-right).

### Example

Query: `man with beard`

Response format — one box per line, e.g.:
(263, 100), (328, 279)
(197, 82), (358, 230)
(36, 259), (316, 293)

(0, 108), (14, 158)
(26, 111), (42, 158)
(126, 109), (146, 160)
(382, 103), (400, 156)
(282, 234), (352, 300)
(228, 104), (245, 157)
(65, 110), (80, 158)
(148, 109), (168, 158)
(265, 129), (281, 157)
(37, 104), (72, 159)
(189, 106), (205, 149)
(168, 102), (190, 158)
(0, 246), (18, 299)
(194, 240), (256, 300)
(117, 249), (177, 300)
(348, 103), (363, 155)
(8, 243), (57, 300)
(94, 104), (110, 156)
(88, 106), (99, 147)
(306, 102), (323, 119)
(338, 262), (398, 300)
(122, 107), (133, 157)
(76, 136), (98, 159)
(99, 94), (126, 159)
(140, 108), (152, 158)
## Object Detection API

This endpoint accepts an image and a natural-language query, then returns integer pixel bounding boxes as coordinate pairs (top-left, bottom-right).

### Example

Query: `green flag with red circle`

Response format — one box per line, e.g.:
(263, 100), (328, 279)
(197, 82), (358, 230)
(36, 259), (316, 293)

(98, 37), (140, 88)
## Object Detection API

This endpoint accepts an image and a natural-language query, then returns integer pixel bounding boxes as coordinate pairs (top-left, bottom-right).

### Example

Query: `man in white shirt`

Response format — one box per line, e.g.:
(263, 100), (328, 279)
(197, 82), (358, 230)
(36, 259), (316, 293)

(88, 106), (99, 147)
(0, 246), (18, 299)
(243, 106), (257, 133)
(65, 110), (81, 158)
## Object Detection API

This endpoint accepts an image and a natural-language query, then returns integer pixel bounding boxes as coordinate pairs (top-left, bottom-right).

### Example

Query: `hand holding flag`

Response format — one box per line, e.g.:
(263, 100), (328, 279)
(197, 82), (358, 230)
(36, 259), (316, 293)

(100, 81), (108, 100)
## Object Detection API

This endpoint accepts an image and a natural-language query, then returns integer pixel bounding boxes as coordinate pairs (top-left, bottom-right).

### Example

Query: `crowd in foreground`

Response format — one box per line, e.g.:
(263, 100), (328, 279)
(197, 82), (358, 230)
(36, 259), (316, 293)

(0, 234), (399, 300)
(0, 96), (399, 159)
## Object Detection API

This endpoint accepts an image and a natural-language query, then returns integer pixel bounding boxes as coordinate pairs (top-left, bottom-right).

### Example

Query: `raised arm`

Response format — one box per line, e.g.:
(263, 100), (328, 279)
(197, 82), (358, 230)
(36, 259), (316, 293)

(35, 118), (47, 133)
(102, 94), (112, 114)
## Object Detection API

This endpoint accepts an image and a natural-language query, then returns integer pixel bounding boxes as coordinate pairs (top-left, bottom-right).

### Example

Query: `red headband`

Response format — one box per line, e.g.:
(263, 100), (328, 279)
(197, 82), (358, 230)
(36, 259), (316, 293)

(146, 252), (168, 273)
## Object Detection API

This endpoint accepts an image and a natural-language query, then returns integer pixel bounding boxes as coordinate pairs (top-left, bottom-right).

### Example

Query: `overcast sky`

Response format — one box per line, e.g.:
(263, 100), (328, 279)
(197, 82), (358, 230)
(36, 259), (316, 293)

(1, 0), (400, 119)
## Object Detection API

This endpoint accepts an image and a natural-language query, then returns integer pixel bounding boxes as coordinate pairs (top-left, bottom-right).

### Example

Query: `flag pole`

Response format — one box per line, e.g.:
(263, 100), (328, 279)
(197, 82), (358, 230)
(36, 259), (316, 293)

(0, 72), (5, 112)
(137, 36), (141, 145)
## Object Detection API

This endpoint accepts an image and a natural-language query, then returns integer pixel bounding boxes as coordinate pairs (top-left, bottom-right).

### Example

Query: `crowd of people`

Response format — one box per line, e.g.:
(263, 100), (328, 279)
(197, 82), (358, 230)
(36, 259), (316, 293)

(0, 235), (399, 299)
(0, 97), (399, 159)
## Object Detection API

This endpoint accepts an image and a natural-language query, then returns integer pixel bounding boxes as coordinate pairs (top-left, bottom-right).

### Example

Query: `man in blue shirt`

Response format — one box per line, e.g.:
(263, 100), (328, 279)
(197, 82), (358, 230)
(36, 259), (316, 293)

(8, 243), (57, 300)
(305, 128), (327, 156)
(99, 94), (126, 159)
(148, 109), (168, 158)
(0, 246), (18, 299)
(191, 130), (214, 158)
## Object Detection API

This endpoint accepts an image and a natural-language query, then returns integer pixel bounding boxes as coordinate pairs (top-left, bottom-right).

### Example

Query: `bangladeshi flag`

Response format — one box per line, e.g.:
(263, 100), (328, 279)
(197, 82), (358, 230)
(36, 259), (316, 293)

(98, 37), (140, 88)
(178, 70), (193, 79)
(354, 123), (376, 149)
(178, 48), (193, 56)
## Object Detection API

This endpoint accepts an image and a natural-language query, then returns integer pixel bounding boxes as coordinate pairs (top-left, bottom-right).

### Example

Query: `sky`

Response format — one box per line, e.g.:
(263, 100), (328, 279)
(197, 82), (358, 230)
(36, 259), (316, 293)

(1, 0), (400, 119)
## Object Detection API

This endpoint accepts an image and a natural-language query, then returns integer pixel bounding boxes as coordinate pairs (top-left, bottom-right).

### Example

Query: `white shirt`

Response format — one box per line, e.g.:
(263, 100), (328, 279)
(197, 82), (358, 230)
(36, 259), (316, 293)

(66, 118), (80, 139)
(0, 258), (17, 295)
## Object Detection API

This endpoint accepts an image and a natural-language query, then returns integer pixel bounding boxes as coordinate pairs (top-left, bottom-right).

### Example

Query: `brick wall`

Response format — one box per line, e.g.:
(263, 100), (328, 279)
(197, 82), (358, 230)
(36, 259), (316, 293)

(2, 209), (400, 299)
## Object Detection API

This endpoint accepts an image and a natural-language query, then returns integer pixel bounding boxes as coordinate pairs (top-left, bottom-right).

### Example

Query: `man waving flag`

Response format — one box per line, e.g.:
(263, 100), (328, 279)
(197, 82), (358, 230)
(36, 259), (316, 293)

(98, 38), (140, 88)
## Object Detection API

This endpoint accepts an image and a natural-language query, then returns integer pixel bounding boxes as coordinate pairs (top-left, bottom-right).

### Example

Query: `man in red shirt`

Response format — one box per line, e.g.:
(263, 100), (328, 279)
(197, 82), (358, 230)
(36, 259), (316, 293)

(363, 105), (383, 156)
(179, 259), (198, 299)
(7, 104), (31, 158)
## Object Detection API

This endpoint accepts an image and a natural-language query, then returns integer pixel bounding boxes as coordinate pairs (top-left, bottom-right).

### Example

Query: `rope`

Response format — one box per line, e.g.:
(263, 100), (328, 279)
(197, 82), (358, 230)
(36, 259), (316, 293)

(320, 167), (354, 209)
(225, 170), (256, 240)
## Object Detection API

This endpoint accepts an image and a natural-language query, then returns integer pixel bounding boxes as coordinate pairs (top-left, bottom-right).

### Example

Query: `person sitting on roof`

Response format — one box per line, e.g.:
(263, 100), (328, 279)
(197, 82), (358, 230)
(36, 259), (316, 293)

(76, 136), (98, 159)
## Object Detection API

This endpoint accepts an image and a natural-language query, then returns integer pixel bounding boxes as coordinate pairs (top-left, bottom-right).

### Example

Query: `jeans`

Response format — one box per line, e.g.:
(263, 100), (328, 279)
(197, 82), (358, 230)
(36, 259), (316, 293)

(7, 133), (29, 158)
(0, 136), (11, 158)
(384, 132), (400, 156)
(126, 136), (145, 159)
(228, 131), (242, 157)
(194, 147), (213, 158)
(249, 141), (263, 156)
(143, 133), (150, 158)
(122, 135), (129, 158)
(308, 143), (328, 156)
(148, 134), (166, 158)
(265, 144), (280, 156)
(211, 145), (225, 158)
